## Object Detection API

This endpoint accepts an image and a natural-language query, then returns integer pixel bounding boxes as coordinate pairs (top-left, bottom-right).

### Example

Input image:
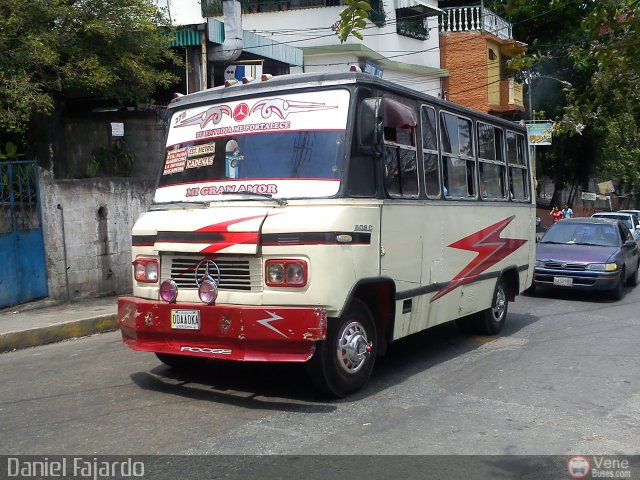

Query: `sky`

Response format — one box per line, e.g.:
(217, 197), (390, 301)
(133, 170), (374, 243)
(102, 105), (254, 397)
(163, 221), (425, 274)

(153, 0), (205, 25)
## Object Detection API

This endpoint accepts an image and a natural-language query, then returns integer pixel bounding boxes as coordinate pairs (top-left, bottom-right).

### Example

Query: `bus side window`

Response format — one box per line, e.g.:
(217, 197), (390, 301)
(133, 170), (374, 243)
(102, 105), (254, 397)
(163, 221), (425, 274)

(506, 131), (529, 201)
(477, 122), (507, 200)
(441, 111), (475, 198)
(421, 105), (440, 198)
(382, 96), (418, 198)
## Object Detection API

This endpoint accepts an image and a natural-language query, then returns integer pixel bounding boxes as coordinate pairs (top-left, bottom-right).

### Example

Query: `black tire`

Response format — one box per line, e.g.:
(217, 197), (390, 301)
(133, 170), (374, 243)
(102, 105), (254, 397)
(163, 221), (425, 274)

(307, 299), (377, 398)
(477, 279), (508, 335)
(611, 268), (625, 300)
(626, 262), (639, 287)
(155, 352), (206, 369)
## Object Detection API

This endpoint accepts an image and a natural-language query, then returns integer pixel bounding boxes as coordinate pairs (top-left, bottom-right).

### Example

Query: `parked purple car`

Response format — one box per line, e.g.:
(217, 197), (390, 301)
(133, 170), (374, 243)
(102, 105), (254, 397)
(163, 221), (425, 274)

(534, 217), (639, 299)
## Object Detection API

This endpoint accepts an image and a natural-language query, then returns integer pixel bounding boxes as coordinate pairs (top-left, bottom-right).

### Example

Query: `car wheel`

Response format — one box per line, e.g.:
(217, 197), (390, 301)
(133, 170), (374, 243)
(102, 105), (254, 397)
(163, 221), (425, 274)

(307, 300), (377, 398)
(626, 261), (639, 287)
(611, 268), (625, 300)
(155, 352), (207, 369)
(477, 279), (508, 335)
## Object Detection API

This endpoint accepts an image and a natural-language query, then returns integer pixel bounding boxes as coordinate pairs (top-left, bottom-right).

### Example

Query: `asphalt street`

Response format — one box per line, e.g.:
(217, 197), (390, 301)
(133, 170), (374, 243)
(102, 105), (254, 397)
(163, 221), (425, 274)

(0, 286), (639, 459)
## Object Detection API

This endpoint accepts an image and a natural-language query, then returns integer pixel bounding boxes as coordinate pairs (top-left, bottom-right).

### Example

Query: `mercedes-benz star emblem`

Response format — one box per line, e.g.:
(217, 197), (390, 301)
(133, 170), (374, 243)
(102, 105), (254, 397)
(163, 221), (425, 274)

(195, 259), (221, 287)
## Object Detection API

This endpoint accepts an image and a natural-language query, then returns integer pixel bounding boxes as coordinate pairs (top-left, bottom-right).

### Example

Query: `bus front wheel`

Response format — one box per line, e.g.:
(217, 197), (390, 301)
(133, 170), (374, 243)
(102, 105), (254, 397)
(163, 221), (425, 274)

(307, 300), (377, 398)
(477, 279), (508, 335)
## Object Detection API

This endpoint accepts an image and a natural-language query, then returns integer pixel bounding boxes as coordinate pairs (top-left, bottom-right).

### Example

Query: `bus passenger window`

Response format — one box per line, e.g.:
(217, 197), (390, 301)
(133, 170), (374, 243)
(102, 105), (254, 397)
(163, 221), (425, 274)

(506, 131), (529, 201)
(421, 105), (440, 198)
(441, 111), (475, 198)
(477, 122), (507, 200)
(382, 96), (418, 199)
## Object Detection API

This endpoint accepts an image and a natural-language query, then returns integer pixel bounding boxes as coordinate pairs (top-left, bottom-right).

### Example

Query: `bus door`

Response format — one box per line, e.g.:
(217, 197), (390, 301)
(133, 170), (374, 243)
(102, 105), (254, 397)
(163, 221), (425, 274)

(377, 96), (424, 327)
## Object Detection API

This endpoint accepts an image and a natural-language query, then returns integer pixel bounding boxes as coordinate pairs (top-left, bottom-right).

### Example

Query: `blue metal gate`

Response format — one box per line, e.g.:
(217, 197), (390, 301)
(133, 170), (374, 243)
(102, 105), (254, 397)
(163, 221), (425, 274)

(0, 160), (48, 307)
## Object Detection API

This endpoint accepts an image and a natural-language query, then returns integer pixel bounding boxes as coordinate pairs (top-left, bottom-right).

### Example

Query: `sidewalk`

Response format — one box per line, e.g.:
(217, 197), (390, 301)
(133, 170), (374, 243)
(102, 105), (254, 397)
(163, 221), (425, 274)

(0, 296), (119, 353)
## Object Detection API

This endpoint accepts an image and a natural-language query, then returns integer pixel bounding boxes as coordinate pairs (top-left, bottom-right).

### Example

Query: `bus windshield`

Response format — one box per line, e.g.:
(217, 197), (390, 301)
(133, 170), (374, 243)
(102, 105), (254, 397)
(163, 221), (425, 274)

(155, 89), (350, 203)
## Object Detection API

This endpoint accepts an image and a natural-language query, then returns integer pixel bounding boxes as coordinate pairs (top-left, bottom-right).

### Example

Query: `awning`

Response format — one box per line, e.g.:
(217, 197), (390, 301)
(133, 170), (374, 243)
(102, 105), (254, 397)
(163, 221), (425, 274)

(395, 0), (443, 13)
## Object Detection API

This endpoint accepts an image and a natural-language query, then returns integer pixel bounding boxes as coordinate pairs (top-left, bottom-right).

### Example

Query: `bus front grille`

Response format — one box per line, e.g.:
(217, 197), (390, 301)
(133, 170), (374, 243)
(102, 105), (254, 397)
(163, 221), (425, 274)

(162, 255), (263, 291)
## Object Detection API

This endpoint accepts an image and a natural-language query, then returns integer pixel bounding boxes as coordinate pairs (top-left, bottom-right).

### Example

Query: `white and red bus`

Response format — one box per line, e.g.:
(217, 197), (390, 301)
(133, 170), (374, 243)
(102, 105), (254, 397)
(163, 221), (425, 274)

(118, 71), (536, 397)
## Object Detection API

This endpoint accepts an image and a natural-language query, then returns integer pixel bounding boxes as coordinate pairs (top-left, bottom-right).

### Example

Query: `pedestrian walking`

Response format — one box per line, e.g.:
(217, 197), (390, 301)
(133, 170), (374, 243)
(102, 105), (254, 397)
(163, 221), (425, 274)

(562, 204), (574, 219)
(550, 206), (563, 223)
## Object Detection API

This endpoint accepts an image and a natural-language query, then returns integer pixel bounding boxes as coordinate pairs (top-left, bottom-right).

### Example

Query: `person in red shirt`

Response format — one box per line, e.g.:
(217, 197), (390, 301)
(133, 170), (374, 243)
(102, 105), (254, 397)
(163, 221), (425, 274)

(550, 206), (563, 223)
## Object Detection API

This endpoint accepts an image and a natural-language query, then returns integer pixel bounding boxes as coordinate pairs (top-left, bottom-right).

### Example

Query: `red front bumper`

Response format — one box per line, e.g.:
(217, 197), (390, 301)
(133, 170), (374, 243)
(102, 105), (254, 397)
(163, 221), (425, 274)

(118, 297), (327, 362)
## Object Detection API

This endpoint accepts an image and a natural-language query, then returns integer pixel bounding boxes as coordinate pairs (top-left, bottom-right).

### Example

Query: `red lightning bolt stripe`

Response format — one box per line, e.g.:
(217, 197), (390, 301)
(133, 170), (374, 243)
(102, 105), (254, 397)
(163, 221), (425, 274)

(196, 215), (265, 254)
(430, 216), (528, 302)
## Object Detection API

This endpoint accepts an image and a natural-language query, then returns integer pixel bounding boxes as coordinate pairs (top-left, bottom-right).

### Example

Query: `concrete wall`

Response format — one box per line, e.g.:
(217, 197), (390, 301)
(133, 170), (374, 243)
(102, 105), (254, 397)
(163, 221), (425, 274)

(39, 168), (154, 301)
(52, 110), (166, 180)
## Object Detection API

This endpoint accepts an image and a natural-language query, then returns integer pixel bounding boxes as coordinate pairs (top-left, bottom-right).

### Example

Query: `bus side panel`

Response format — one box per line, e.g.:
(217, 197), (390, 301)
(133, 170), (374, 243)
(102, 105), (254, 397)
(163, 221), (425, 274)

(391, 203), (535, 340)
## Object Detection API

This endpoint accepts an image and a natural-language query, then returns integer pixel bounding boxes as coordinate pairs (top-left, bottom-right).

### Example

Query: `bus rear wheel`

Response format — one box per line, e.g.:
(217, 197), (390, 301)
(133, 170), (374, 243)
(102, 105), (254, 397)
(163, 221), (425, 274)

(307, 300), (377, 398)
(477, 279), (508, 335)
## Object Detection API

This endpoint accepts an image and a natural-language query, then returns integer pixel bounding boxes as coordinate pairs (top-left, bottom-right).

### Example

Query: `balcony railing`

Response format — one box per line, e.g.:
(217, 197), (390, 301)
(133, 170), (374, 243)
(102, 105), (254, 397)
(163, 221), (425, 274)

(202, 0), (386, 24)
(439, 6), (512, 40)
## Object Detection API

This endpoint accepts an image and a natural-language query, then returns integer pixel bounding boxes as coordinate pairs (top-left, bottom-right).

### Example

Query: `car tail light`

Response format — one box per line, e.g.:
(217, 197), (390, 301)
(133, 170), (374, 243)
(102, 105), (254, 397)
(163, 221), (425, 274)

(133, 258), (158, 283)
(265, 260), (307, 287)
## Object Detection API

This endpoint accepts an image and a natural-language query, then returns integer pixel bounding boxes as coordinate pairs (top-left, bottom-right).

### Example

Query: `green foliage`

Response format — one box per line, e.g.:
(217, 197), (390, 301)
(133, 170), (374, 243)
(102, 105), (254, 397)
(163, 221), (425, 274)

(333, 0), (372, 43)
(0, 0), (180, 137)
(0, 142), (21, 160)
(495, 0), (640, 196)
(87, 139), (136, 178)
(594, 113), (640, 190)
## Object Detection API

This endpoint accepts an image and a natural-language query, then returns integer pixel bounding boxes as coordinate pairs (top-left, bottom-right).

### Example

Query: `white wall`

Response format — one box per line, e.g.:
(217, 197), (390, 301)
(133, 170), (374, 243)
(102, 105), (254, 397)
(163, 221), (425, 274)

(241, 6), (442, 95)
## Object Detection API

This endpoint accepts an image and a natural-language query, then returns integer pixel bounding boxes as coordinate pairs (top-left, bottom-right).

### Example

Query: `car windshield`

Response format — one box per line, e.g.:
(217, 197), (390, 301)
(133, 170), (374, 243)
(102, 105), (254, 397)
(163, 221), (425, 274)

(541, 222), (619, 247)
(154, 89), (350, 203)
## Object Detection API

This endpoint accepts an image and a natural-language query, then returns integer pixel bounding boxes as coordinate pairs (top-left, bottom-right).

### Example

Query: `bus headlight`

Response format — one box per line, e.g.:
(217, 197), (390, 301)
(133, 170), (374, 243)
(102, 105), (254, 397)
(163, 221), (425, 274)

(133, 258), (158, 283)
(159, 279), (178, 303)
(266, 260), (307, 287)
(198, 279), (218, 305)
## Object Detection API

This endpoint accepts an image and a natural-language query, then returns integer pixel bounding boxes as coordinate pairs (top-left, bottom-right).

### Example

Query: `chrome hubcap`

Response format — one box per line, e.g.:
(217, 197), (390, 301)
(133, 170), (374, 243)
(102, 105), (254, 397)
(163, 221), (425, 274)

(492, 287), (506, 321)
(336, 321), (371, 374)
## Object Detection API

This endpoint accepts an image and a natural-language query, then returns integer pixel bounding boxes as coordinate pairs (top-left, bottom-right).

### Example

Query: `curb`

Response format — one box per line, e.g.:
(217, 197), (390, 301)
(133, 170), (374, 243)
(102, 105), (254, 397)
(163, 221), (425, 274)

(0, 314), (119, 354)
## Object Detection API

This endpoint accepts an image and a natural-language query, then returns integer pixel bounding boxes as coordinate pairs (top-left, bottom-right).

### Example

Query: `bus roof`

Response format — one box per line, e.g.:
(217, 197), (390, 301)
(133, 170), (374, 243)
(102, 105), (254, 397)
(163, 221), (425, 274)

(168, 71), (526, 132)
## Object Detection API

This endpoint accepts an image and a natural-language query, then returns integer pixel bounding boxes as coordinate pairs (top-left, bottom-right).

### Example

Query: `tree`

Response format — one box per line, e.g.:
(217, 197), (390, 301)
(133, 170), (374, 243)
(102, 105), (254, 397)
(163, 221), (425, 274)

(333, 0), (372, 43)
(0, 0), (179, 140)
(563, 0), (640, 200)
(495, 0), (640, 205)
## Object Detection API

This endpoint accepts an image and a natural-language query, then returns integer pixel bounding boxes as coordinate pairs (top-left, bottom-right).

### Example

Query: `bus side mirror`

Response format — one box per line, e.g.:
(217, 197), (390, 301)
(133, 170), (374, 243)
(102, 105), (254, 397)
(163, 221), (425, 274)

(358, 98), (382, 155)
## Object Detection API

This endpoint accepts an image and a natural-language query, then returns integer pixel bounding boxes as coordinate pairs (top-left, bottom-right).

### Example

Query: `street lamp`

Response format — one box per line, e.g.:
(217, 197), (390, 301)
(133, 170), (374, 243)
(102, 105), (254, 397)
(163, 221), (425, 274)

(527, 73), (572, 121)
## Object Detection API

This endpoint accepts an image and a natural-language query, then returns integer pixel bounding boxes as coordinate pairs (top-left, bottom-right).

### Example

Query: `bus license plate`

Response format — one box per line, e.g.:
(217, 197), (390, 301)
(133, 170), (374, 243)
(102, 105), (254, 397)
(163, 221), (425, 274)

(170, 310), (200, 330)
(553, 277), (573, 286)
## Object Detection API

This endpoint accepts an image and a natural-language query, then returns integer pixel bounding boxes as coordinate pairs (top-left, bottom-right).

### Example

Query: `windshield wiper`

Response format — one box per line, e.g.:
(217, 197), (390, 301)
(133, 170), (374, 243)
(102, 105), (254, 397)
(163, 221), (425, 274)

(219, 191), (288, 206)
(150, 201), (210, 210)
